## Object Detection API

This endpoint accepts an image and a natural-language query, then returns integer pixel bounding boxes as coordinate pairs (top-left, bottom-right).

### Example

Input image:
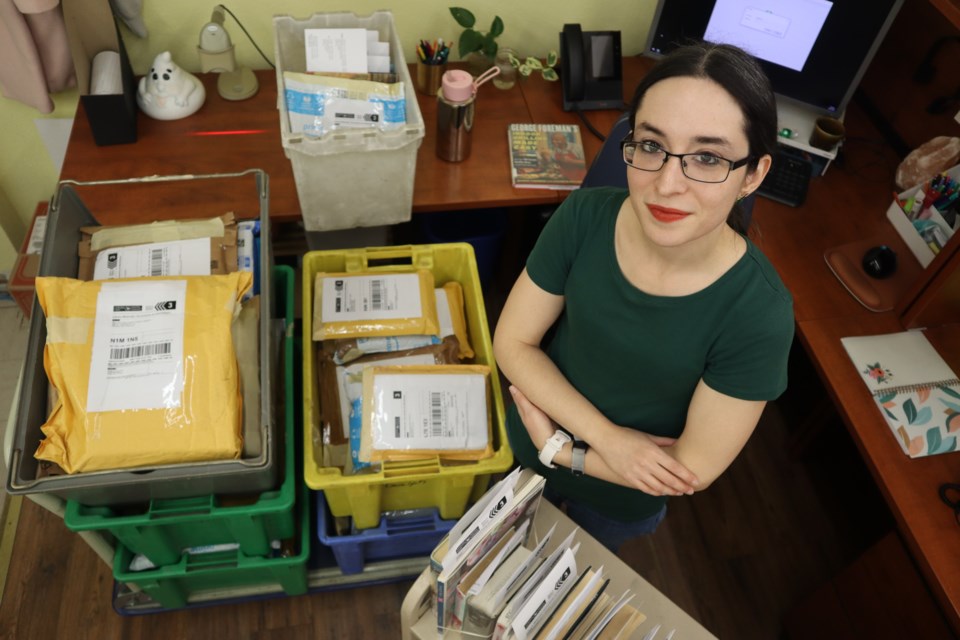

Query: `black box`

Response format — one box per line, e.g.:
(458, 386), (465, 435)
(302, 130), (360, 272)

(62, 0), (137, 146)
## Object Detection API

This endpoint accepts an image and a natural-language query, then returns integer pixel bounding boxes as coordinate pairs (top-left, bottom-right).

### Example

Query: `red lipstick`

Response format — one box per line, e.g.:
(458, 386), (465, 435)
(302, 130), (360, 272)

(646, 204), (690, 223)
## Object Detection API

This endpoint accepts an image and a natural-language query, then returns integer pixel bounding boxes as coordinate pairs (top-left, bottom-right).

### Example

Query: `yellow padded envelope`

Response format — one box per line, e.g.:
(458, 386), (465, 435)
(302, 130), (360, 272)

(34, 272), (252, 473)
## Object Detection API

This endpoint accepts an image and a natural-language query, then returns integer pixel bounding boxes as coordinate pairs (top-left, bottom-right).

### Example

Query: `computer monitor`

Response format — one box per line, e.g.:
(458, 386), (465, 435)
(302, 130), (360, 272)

(643, 0), (904, 143)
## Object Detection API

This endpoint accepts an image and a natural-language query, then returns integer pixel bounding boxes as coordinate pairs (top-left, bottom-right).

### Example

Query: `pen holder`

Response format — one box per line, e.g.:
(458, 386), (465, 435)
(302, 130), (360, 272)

(416, 61), (446, 96)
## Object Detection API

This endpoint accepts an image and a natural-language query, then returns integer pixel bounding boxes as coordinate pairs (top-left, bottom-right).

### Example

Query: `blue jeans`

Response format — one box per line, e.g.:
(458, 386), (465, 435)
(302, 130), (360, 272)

(544, 484), (667, 553)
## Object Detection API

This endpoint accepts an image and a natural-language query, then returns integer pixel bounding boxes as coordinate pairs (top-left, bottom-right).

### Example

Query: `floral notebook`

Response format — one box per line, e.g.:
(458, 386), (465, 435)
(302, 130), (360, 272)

(841, 330), (960, 458)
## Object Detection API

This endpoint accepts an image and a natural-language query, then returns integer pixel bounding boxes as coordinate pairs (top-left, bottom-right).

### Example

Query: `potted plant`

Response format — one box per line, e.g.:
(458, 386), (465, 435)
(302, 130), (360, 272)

(449, 7), (503, 72)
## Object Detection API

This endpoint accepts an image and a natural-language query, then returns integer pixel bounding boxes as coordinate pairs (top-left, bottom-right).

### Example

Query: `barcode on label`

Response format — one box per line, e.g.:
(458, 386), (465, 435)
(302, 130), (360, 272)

(150, 249), (164, 276)
(109, 341), (171, 361)
(430, 392), (443, 437)
(395, 416), (401, 438)
(370, 279), (384, 310)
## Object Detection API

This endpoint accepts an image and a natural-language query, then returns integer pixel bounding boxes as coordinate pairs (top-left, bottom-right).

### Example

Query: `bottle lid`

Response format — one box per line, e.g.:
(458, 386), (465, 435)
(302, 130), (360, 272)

(441, 69), (474, 103)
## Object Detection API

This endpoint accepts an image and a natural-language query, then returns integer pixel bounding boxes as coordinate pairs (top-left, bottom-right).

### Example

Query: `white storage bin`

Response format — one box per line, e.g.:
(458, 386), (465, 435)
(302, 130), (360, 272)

(886, 164), (960, 268)
(273, 11), (425, 232)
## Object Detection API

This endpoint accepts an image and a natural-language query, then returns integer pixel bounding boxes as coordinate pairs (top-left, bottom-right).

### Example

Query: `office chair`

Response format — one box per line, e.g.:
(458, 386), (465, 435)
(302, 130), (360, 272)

(580, 112), (756, 229)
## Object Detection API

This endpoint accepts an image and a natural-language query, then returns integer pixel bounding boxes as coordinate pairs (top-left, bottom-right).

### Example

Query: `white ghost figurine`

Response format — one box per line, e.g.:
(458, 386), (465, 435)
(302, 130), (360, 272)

(137, 51), (205, 120)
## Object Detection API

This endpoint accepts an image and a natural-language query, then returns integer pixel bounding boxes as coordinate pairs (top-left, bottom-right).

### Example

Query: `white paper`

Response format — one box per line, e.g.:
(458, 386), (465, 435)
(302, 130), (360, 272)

(446, 468), (521, 568)
(321, 273), (423, 322)
(87, 280), (186, 412)
(840, 331), (958, 393)
(305, 28), (368, 74)
(368, 41), (390, 56)
(90, 50), (122, 95)
(583, 591), (636, 640)
(468, 520), (530, 597)
(367, 55), (391, 73)
(512, 548), (579, 640)
(370, 373), (487, 451)
(542, 566), (605, 640)
(92, 238), (211, 280)
(492, 522), (556, 607)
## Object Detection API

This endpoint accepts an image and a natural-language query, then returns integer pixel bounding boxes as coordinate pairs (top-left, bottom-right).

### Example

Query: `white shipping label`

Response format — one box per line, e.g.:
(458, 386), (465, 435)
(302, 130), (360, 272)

(27, 215), (47, 255)
(92, 238), (211, 280)
(322, 273), (423, 322)
(237, 222), (255, 273)
(371, 373), (488, 451)
(86, 280), (187, 412)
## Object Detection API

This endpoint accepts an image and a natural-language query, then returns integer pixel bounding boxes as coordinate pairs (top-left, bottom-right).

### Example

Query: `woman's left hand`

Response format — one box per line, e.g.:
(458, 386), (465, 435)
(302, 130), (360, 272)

(509, 385), (558, 450)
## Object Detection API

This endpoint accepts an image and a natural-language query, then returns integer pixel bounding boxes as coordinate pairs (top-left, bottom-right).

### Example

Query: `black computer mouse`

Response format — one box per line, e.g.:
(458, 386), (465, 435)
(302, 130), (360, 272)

(862, 245), (897, 279)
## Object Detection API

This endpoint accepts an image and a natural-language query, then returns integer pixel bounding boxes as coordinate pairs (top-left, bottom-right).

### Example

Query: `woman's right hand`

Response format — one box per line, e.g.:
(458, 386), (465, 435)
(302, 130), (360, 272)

(592, 426), (699, 496)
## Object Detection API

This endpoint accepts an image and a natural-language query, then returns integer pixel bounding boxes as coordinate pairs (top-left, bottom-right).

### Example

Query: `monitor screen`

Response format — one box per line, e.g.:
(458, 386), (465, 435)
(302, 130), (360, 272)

(644, 0), (904, 116)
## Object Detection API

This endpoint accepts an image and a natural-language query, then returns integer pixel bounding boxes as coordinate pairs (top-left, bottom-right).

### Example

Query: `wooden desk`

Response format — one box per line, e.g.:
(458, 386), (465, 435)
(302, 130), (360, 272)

(749, 93), (960, 633)
(58, 68), (567, 223)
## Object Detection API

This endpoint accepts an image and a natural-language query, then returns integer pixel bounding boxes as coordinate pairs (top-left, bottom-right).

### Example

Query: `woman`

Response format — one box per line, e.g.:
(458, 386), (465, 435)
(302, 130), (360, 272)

(493, 42), (794, 552)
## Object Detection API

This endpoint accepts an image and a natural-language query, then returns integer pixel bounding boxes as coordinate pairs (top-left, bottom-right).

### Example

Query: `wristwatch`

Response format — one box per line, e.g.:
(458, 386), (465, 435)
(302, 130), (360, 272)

(538, 430), (572, 469)
(571, 440), (588, 477)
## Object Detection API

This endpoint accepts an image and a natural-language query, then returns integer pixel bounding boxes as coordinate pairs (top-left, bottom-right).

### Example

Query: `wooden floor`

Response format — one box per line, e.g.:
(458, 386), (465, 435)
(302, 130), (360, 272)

(0, 226), (895, 639)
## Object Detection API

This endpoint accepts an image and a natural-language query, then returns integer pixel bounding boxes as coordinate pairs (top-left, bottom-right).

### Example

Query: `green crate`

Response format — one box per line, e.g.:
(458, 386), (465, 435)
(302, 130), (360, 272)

(112, 480), (310, 609)
(64, 266), (296, 566)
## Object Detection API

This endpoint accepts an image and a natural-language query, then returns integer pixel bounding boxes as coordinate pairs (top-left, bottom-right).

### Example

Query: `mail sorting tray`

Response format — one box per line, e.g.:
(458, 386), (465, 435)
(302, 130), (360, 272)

(302, 243), (512, 530)
(316, 490), (458, 575)
(6, 170), (279, 505)
(63, 266), (295, 567)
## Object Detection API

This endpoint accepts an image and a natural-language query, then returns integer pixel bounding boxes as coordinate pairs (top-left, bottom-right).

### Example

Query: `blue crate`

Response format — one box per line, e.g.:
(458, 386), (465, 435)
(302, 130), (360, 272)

(316, 491), (456, 575)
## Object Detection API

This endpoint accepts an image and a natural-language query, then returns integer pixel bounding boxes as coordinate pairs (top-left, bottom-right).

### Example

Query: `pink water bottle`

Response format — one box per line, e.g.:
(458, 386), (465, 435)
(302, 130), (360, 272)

(436, 67), (499, 162)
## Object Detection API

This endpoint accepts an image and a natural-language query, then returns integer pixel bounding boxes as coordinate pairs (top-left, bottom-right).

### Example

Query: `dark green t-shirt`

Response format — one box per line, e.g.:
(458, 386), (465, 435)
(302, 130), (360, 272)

(505, 187), (795, 521)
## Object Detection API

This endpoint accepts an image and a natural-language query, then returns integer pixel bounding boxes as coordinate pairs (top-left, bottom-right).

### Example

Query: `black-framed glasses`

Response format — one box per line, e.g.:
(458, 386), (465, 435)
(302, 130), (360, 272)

(940, 483), (960, 525)
(620, 134), (753, 184)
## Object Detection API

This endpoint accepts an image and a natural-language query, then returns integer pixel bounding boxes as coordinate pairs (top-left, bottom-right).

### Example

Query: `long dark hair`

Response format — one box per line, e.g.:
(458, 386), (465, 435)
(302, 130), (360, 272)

(628, 41), (777, 234)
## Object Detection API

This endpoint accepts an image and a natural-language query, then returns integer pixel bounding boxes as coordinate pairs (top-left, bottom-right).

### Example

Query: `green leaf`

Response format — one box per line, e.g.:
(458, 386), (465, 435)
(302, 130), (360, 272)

(519, 64), (532, 76)
(481, 35), (498, 58)
(546, 51), (559, 67)
(942, 386), (960, 400)
(525, 57), (543, 70)
(542, 68), (559, 81)
(913, 406), (933, 425)
(943, 435), (958, 453)
(458, 29), (483, 58)
(508, 53), (522, 67)
(877, 391), (897, 403)
(490, 16), (504, 37)
(904, 399), (918, 424)
(449, 7), (476, 28)
(927, 427), (944, 455)
(941, 399), (960, 414)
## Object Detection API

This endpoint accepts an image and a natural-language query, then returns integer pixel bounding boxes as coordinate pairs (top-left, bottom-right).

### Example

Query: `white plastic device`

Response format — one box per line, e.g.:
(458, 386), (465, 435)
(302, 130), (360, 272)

(197, 5), (258, 101)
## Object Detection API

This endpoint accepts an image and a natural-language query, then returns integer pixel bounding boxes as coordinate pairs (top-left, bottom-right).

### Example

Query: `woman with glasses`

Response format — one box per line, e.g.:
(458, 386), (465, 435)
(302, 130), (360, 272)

(493, 42), (794, 552)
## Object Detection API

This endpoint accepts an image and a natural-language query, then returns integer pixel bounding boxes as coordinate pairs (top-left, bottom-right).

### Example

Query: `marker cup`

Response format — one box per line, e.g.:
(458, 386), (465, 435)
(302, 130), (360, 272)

(416, 61), (446, 96)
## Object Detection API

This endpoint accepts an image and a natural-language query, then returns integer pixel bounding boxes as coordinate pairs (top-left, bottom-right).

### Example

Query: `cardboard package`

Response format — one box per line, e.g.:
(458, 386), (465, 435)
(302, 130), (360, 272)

(76, 213), (239, 281)
(9, 202), (48, 317)
(34, 272), (252, 473)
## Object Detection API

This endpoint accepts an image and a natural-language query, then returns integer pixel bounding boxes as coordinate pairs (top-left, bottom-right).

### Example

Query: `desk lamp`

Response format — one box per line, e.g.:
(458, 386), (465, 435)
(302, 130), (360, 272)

(197, 5), (258, 101)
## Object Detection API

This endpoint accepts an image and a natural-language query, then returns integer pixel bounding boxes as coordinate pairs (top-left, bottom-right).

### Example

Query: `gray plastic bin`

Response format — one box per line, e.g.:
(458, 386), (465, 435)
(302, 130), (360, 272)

(5, 170), (278, 505)
(273, 11), (424, 232)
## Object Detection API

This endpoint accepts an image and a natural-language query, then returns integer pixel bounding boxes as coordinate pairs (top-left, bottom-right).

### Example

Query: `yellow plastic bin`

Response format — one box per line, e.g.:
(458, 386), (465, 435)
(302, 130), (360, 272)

(302, 244), (511, 529)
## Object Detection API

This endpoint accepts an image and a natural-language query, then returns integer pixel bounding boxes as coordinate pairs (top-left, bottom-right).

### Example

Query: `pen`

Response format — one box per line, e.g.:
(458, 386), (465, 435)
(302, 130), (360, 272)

(893, 191), (906, 213)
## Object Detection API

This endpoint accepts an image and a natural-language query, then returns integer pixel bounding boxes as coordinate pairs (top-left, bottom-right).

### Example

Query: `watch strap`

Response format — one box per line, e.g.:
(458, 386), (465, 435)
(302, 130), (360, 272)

(571, 440), (587, 476)
(538, 429), (572, 469)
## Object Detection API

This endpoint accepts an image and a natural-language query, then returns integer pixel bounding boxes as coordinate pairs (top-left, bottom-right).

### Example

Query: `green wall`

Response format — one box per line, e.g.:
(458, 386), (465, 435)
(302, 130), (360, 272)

(0, 0), (654, 268)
